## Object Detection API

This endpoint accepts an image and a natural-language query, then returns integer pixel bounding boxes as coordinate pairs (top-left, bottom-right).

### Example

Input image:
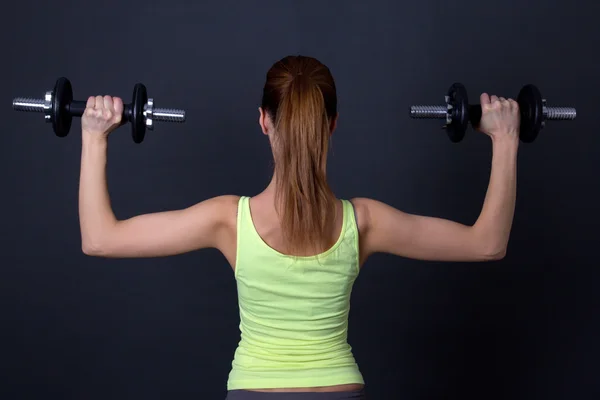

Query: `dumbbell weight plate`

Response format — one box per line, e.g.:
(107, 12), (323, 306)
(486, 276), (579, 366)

(446, 83), (469, 143)
(131, 83), (148, 144)
(518, 84), (544, 143)
(53, 77), (74, 137)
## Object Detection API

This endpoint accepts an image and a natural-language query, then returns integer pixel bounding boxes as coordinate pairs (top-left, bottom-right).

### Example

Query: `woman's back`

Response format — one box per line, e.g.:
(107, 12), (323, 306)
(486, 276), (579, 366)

(228, 195), (364, 391)
(247, 193), (345, 258)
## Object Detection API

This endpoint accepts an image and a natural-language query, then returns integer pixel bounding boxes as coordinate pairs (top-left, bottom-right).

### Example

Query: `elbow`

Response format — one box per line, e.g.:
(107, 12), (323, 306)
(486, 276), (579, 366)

(471, 226), (508, 262)
(480, 244), (507, 261)
(82, 241), (103, 257)
(81, 224), (119, 257)
(484, 247), (507, 261)
(81, 236), (109, 257)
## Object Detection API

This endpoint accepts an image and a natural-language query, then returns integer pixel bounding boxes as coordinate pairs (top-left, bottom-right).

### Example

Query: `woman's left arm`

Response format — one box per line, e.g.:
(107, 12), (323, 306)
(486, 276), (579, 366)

(79, 95), (236, 258)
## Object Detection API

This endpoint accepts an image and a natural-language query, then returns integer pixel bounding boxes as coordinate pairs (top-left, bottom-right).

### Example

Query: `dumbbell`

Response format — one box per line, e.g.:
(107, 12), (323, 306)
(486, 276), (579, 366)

(409, 83), (577, 143)
(12, 77), (186, 143)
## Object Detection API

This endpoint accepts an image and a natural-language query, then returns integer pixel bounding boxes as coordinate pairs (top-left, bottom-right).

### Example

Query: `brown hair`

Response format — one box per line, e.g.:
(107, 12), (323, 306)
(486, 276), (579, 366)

(261, 55), (338, 256)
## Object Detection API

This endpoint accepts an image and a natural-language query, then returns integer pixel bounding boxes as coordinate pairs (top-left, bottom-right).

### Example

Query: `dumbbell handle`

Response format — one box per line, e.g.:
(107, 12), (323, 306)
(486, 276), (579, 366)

(12, 97), (186, 123)
(409, 105), (577, 121)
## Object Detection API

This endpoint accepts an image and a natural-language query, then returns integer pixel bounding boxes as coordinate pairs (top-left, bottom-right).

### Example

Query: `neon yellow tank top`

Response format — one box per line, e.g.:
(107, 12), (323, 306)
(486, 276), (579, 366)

(227, 196), (364, 390)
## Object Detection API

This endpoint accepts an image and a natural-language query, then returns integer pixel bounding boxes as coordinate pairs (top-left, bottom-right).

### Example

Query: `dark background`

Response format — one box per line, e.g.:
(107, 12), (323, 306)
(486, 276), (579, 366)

(1, 0), (598, 399)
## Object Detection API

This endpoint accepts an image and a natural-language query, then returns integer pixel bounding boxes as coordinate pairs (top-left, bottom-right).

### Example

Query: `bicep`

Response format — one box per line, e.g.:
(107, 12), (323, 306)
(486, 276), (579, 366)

(355, 198), (493, 262)
(87, 195), (237, 258)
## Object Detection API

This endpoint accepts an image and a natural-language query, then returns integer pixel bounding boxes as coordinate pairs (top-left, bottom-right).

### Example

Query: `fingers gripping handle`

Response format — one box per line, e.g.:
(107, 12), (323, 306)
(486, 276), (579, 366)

(63, 100), (134, 129)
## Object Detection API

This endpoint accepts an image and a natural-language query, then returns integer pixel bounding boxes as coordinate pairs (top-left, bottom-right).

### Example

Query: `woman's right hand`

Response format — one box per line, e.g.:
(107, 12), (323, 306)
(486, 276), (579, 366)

(81, 95), (124, 140)
(477, 93), (520, 142)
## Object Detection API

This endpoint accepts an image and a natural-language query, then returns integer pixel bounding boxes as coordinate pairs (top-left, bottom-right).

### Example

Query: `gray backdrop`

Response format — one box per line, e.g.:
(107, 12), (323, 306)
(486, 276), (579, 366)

(1, 0), (598, 399)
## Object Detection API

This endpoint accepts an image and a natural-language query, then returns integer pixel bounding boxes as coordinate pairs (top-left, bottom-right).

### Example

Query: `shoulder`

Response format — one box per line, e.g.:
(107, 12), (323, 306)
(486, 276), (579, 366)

(349, 197), (402, 235)
(206, 194), (240, 212)
(187, 195), (241, 227)
(349, 197), (411, 261)
(348, 197), (382, 222)
(189, 195), (240, 259)
(348, 197), (376, 235)
(209, 194), (242, 209)
(190, 194), (240, 210)
(348, 197), (388, 263)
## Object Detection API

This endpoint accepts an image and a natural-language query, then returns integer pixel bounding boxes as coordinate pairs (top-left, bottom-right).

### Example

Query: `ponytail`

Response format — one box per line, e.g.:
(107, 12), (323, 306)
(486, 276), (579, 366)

(272, 73), (337, 256)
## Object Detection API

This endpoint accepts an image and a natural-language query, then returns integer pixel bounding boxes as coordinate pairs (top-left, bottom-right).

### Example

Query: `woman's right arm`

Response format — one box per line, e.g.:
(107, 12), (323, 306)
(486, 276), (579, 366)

(353, 93), (520, 263)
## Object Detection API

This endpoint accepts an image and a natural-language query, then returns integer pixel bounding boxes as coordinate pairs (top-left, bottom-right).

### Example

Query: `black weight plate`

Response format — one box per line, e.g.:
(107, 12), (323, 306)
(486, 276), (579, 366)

(518, 84), (543, 143)
(446, 82), (469, 143)
(131, 83), (147, 144)
(52, 77), (73, 137)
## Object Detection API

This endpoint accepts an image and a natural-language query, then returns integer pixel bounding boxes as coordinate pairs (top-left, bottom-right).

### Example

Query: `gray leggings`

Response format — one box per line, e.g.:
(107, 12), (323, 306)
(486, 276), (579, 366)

(225, 389), (367, 400)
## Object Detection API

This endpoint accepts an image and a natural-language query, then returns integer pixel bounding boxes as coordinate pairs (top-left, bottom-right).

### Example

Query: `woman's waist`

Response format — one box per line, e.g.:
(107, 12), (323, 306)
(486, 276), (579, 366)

(243, 383), (365, 394)
(234, 335), (355, 363)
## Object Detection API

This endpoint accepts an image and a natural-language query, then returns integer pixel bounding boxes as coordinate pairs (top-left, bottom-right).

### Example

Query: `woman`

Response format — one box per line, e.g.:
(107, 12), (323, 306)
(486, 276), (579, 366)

(79, 55), (520, 399)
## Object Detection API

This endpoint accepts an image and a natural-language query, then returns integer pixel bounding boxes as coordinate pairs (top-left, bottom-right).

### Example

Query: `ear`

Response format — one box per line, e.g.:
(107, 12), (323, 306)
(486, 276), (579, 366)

(258, 107), (269, 135)
(330, 112), (339, 135)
